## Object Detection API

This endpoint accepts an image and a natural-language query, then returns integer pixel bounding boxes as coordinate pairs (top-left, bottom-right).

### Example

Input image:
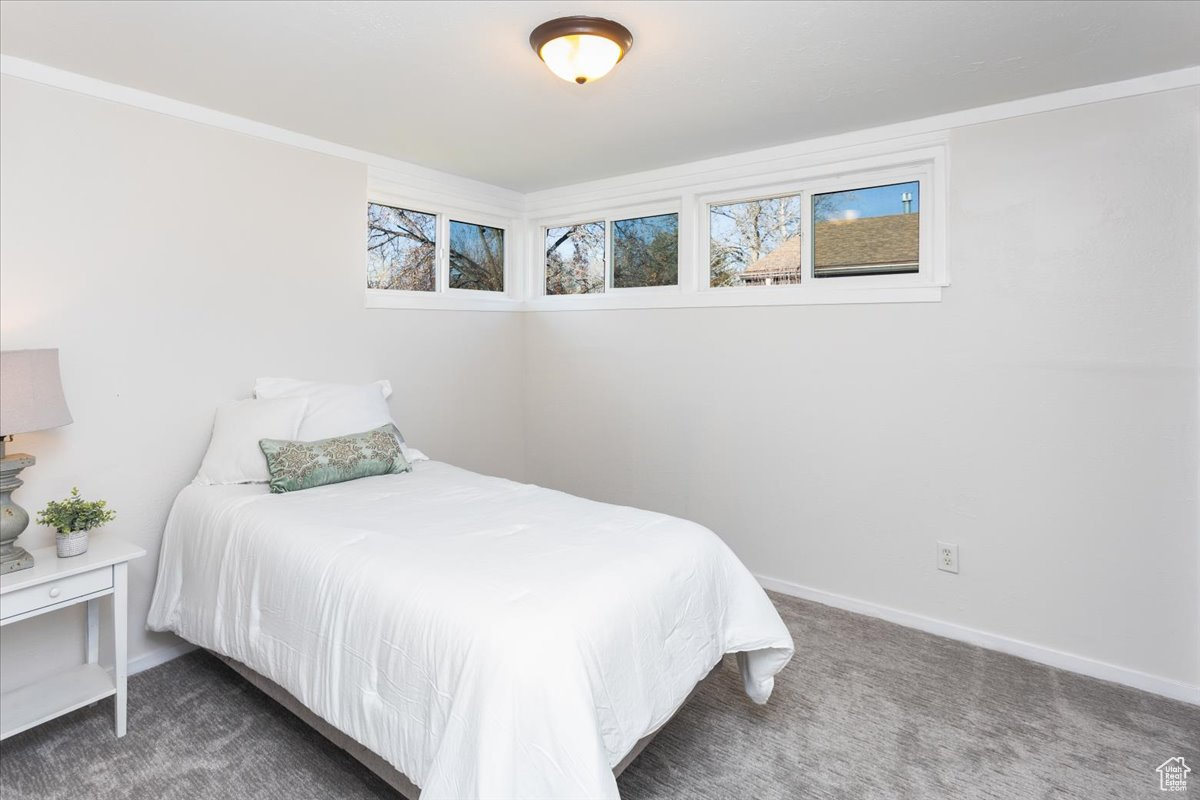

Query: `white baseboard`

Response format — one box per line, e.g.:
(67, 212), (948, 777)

(128, 640), (197, 676)
(756, 574), (1200, 706)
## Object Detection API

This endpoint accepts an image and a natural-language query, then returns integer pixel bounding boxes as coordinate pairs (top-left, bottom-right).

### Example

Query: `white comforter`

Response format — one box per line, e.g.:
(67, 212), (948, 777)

(147, 461), (793, 799)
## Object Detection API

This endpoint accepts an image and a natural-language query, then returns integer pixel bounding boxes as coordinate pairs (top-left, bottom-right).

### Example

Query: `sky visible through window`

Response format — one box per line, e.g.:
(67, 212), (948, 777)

(709, 194), (803, 287)
(546, 222), (606, 294)
(449, 220), (505, 292)
(367, 202), (436, 291)
(613, 213), (678, 288)
(815, 181), (919, 221)
(813, 181), (921, 278)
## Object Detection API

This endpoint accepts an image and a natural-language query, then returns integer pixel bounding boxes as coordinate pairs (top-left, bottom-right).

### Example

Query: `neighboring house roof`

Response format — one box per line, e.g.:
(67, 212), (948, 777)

(741, 236), (802, 279)
(815, 213), (919, 271)
(740, 212), (918, 279)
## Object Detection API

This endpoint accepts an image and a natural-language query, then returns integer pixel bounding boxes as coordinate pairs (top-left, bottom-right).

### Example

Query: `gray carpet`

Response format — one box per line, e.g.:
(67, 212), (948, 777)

(1, 592), (1196, 799)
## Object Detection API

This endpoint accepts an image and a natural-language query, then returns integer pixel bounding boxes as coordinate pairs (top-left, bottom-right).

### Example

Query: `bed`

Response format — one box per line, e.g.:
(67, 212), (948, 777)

(147, 459), (794, 799)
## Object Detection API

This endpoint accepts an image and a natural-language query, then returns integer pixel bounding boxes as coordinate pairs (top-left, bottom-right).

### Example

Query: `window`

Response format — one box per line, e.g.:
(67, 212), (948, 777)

(449, 220), (505, 292)
(612, 213), (678, 288)
(365, 190), (513, 308)
(367, 202), (436, 291)
(709, 194), (803, 287)
(546, 222), (606, 295)
(371, 141), (943, 311)
(813, 181), (919, 278)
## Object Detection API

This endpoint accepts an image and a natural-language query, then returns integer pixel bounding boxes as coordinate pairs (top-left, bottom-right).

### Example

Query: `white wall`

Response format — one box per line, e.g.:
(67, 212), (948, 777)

(3, 70), (1196, 700)
(0, 75), (527, 688)
(523, 89), (1200, 689)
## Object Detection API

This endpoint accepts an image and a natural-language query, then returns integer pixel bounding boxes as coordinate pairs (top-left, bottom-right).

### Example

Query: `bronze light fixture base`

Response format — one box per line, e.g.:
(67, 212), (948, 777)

(530, 16), (634, 85)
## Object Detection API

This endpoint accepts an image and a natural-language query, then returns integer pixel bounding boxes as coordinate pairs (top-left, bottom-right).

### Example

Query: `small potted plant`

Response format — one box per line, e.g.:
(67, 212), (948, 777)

(36, 487), (117, 558)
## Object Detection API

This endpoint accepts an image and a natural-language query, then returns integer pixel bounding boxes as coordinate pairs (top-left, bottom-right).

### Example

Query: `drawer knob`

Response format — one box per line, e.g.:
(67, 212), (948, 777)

(48, 587), (62, 598)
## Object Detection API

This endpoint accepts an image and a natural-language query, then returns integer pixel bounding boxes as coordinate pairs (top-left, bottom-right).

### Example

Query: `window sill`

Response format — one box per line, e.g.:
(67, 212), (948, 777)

(521, 284), (943, 311)
(366, 284), (943, 312)
(365, 289), (519, 312)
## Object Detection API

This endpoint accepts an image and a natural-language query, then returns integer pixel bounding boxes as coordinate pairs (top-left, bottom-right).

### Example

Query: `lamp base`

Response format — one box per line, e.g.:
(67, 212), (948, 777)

(0, 451), (37, 575)
(0, 544), (34, 574)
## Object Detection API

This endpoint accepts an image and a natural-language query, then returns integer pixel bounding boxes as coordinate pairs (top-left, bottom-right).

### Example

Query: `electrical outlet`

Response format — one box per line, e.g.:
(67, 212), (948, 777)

(937, 542), (959, 574)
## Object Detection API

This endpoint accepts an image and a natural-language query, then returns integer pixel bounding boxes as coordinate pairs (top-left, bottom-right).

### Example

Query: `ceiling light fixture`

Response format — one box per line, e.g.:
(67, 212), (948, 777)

(529, 16), (634, 85)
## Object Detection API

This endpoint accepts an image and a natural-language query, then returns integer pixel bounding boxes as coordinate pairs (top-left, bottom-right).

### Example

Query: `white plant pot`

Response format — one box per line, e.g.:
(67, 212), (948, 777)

(56, 530), (89, 558)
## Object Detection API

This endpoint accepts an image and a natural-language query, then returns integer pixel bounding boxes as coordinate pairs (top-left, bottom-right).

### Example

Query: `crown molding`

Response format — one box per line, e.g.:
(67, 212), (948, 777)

(525, 67), (1200, 208)
(2, 54), (1196, 215)
(0, 54), (525, 214)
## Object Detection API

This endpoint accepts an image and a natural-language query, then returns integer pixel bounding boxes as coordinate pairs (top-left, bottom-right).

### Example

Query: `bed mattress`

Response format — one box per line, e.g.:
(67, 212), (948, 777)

(147, 461), (794, 799)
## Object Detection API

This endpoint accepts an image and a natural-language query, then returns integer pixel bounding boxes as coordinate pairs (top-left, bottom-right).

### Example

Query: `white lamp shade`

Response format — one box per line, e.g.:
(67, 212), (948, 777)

(0, 349), (73, 436)
(539, 34), (624, 84)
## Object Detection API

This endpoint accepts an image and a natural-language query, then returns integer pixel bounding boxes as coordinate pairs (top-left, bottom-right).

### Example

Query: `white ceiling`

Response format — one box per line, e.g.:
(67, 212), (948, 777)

(2, 1), (1198, 192)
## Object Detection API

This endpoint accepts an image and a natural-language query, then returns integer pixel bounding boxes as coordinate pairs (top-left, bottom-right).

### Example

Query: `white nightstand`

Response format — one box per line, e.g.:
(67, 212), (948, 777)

(0, 536), (145, 740)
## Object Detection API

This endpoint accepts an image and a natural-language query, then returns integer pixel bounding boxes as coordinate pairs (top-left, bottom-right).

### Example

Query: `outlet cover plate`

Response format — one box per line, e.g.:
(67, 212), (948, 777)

(938, 542), (959, 574)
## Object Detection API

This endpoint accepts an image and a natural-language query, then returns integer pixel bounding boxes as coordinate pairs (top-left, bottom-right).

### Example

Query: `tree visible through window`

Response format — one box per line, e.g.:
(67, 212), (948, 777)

(612, 214), (678, 288)
(709, 192), (858, 287)
(367, 202), (436, 291)
(449, 221), (505, 292)
(709, 195), (804, 287)
(546, 222), (606, 295)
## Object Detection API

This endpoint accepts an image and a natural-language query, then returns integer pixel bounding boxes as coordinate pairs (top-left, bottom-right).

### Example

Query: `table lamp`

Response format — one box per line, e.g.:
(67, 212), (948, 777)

(1, 349), (73, 574)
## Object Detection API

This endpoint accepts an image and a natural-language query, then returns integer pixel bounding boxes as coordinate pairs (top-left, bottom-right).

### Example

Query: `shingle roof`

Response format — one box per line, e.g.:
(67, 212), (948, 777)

(814, 213), (918, 270)
(741, 236), (802, 279)
(741, 213), (918, 279)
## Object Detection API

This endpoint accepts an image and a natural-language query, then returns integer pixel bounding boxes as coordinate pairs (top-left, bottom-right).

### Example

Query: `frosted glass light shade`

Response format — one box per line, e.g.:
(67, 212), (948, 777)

(530, 16), (634, 85)
(0, 349), (73, 436)
(539, 34), (624, 84)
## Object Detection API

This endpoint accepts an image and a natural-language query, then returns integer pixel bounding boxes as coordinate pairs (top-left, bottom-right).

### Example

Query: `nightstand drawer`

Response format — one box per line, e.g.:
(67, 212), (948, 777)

(0, 567), (113, 620)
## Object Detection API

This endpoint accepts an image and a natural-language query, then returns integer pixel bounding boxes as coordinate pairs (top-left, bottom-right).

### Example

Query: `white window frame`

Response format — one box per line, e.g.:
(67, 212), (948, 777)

(700, 186), (806, 295)
(366, 187), (518, 311)
(802, 167), (933, 287)
(534, 200), (683, 303)
(700, 163), (934, 296)
(446, 216), (511, 297)
(608, 206), (683, 295)
(366, 141), (947, 311)
(524, 142), (947, 311)
(538, 214), (609, 299)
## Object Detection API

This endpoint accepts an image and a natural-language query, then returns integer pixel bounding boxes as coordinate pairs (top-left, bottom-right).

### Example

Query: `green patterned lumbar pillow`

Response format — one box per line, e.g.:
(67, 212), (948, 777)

(259, 424), (411, 494)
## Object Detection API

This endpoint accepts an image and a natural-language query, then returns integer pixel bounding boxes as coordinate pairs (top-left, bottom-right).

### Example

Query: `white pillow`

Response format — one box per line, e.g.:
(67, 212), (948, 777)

(255, 377), (391, 400)
(254, 377), (396, 442)
(194, 397), (308, 485)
